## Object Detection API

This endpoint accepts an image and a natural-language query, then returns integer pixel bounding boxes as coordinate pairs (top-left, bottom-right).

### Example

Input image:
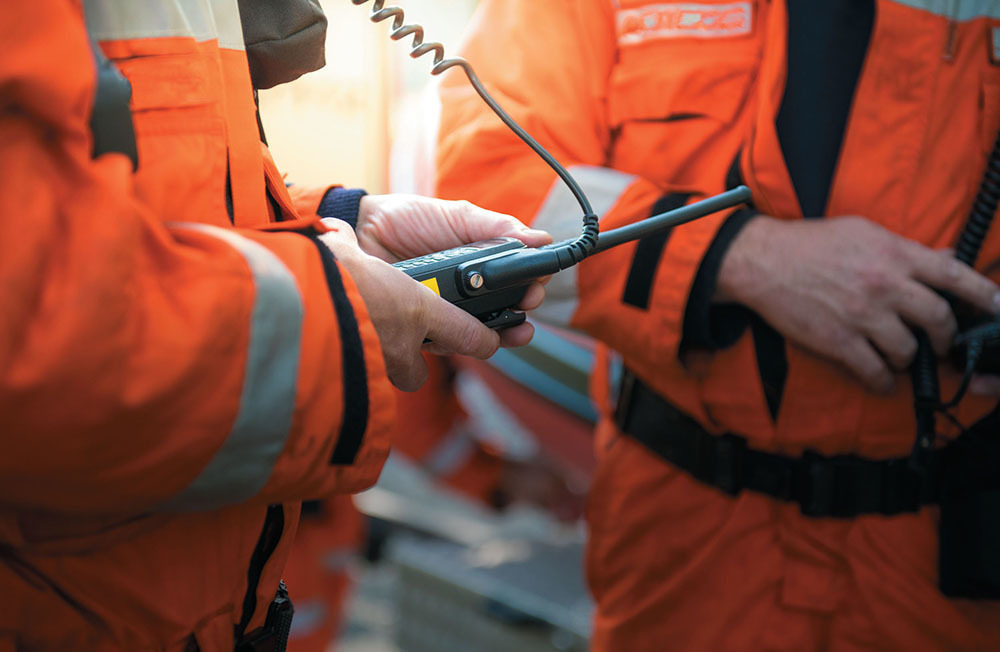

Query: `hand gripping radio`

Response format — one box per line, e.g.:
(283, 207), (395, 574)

(348, 0), (752, 327)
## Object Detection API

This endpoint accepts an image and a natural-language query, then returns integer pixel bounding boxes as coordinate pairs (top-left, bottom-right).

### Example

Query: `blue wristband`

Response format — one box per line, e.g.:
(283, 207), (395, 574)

(317, 187), (368, 230)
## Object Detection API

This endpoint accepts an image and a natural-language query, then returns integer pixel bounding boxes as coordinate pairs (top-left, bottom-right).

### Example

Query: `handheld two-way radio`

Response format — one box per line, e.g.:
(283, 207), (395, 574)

(392, 188), (752, 330)
(352, 0), (752, 327)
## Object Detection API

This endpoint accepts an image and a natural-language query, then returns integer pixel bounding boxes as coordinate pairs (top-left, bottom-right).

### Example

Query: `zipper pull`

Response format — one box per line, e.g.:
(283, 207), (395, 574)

(943, 18), (957, 62)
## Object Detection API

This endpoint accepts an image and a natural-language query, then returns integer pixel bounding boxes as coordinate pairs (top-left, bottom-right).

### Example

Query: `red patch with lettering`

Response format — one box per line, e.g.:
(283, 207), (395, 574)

(617, 2), (753, 45)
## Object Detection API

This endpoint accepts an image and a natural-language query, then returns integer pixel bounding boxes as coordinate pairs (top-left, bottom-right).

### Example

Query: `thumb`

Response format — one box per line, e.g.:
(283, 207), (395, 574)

(459, 206), (552, 249)
(503, 224), (553, 248)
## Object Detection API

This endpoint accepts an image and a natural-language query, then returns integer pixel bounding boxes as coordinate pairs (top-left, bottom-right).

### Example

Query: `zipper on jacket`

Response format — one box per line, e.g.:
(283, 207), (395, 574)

(942, 0), (958, 62)
(235, 504), (285, 642)
(943, 19), (957, 62)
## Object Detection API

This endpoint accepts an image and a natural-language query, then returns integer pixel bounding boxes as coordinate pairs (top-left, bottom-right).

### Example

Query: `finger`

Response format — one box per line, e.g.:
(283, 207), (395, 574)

(391, 349), (430, 392)
(499, 321), (535, 348)
(517, 282), (546, 311)
(891, 279), (957, 354)
(912, 249), (1000, 315)
(833, 337), (895, 393)
(970, 375), (1000, 396)
(421, 341), (455, 356)
(863, 313), (918, 370)
(422, 290), (501, 359)
(425, 319), (535, 351)
(318, 218), (361, 245)
(456, 203), (553, 248)
(504, 226), (553, 248)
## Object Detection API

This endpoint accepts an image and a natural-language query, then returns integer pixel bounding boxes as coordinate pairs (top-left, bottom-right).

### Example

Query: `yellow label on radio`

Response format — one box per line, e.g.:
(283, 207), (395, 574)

(420, 277), (441, 295)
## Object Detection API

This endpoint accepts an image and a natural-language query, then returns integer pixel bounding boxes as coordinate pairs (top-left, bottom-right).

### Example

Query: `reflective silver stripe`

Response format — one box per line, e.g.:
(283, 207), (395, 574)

(421, 422), (478, 477)
(83, 0), (246, 50)
(530, 166), (638, 326)
(161, 223), (303, 511)
(889, 0), (1000, 20)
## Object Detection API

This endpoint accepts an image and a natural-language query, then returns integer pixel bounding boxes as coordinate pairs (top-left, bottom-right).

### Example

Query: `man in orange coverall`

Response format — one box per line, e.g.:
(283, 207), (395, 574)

(0, 1), (550, 650)
(436, 0), (1000, 649)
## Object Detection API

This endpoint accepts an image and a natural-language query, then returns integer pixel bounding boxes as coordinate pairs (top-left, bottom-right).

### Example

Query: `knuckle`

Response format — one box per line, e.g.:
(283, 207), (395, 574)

(828, 330), (859, 361)
(827, 325), (854, 350)
(891, 338), (918, 368)
(455, 322), (489, 358)
(883, 234), (921, 270)
(884, 240), (911, 266)
(842, 294), (873, 323)
(928, 296), (952, 324)
(842, 216), (887, 244)
(858, 264), (892, 296)
(455, 199), (476, 218)
(941, 256), (965, 283)
(409, 291), (429, 321)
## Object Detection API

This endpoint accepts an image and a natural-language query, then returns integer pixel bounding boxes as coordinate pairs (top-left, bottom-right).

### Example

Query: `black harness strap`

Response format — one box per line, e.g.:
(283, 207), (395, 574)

(88, 38), (138, 170)
(622, 193), (693, 309)
(616, 369), (940, 518)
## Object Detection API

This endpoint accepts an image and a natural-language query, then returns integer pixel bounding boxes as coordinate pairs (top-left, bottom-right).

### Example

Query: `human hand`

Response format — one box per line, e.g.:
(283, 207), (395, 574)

(969, 375), (1000, 396)
(716, 215), (1000, 393)
(319, 223), (508, 391)
(354, 193), (552, 261)
(353, 194), (552, 348)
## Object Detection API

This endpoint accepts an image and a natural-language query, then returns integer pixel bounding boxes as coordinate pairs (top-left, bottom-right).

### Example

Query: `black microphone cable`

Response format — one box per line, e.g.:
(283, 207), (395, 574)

(909, 127), (1000, 471)
(350, 0), (599, 267)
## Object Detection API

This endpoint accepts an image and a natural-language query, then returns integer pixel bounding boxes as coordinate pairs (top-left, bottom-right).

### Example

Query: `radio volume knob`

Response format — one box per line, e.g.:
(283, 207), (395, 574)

(466, 271), (484, 290)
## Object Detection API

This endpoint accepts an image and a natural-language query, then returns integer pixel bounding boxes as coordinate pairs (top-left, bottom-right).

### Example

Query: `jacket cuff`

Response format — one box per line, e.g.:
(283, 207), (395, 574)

(680, 207), (758, 351)
(317, 187), (368, 230)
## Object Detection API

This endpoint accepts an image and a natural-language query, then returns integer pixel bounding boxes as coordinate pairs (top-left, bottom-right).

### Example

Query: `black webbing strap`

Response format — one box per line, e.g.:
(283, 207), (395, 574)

(615, 369), (940, 518)
(622, 193), (693, 309)
(88, 38), (138, 170)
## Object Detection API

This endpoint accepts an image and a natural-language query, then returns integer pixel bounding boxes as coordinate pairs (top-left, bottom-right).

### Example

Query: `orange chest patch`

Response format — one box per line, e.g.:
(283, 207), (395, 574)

(616, 2), (753, 45)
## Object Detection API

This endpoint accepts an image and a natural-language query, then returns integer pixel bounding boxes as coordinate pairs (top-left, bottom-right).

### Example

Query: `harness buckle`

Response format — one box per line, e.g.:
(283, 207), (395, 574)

(797, 452), (859, 518)
(711, 434), (746, 496)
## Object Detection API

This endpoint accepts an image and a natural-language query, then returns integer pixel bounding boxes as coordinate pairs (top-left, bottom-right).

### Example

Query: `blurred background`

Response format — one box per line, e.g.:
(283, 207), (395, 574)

(259, 0), (475, 194)
(258, 3), (601, 651)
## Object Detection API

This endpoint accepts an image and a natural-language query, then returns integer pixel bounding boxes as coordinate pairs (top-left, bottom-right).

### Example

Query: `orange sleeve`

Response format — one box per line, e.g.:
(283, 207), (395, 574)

(287, 184), (337, 221)
(0, 2), (392, 515)
(435, 0), (748, 367)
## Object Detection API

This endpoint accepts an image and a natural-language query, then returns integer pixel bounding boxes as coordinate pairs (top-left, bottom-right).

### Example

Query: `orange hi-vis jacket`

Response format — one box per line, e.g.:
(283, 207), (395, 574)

(281, 355), (509, 652)
(0, 1), (394, 650)
(437, 0), (1000, 649)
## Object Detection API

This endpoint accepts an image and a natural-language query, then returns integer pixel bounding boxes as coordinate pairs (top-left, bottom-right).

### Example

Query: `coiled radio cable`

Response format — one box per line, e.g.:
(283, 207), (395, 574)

(350, 0), (599, 264)
(910, 127), (1000, 468)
